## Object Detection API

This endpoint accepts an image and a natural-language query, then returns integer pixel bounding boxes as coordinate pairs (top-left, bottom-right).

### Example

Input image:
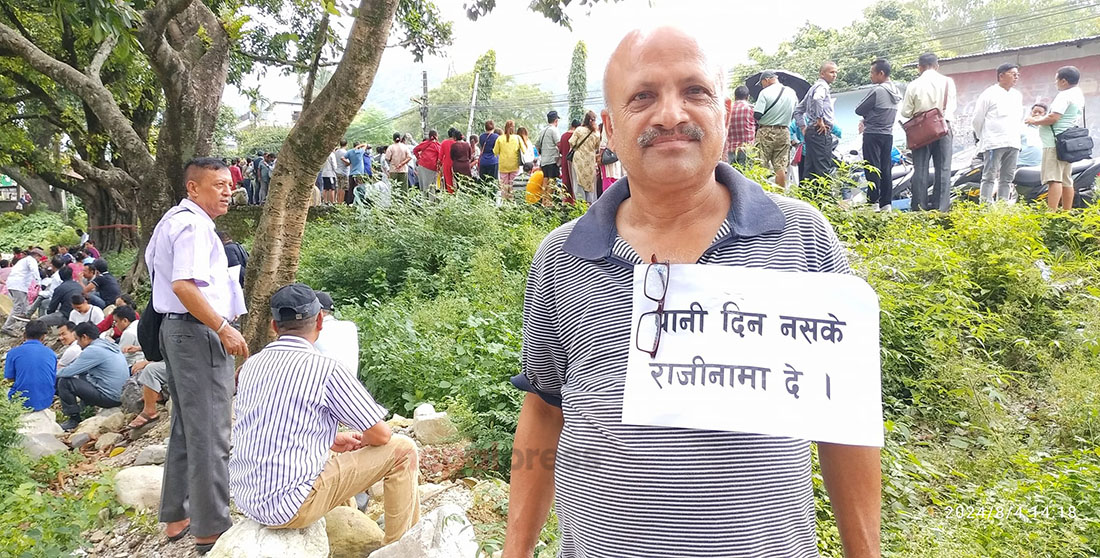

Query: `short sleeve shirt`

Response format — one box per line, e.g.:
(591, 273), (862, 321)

(145, 199), (247, 320)
(1040, 86), (1085, 148)
(519, 163), (851, 557)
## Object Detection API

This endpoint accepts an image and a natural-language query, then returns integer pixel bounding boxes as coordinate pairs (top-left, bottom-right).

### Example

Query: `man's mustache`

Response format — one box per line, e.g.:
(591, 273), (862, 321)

(637, 124), (705, 147)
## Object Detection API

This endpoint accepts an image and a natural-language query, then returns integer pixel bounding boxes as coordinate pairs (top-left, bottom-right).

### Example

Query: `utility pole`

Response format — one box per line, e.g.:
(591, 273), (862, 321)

(420, 70), (429, 139)
(466, 72), (480, 140)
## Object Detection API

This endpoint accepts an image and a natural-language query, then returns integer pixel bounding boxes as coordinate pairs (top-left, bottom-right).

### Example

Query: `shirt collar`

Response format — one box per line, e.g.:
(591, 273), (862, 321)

(562, 162), (785, 262)
(273, 335), (318, 351)
(178, 198), (215, 224)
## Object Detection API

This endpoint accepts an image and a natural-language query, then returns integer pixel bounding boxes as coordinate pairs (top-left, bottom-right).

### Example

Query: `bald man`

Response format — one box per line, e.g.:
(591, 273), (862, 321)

(794, 61), (840, 182)
(504, 27), (881, 558)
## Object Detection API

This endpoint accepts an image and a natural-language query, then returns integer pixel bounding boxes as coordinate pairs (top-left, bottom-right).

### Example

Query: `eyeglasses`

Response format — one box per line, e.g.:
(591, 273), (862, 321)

(635, 254), (670, 358)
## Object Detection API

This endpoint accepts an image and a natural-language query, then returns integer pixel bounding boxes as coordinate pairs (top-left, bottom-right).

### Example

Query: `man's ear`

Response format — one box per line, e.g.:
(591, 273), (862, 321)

(601, 109), (614, 150)
(316, 312), (325, 331)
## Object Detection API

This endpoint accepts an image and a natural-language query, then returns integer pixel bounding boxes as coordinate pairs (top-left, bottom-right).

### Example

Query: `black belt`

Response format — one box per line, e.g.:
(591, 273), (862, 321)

(165, 312), (203, 323)
(760, 124), (787, 128)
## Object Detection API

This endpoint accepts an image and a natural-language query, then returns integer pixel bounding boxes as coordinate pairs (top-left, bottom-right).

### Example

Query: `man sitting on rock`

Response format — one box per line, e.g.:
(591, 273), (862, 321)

(229, 284), (420, 545)
(5, 319), (56, 412)
(56, 322), (129, 431)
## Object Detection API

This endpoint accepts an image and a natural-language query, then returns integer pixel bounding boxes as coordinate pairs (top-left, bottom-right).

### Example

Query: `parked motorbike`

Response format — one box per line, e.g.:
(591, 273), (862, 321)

(951, 151), (1098, 207)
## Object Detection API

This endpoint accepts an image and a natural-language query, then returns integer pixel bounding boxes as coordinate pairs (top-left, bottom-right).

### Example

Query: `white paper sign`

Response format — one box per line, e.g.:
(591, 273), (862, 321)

(621, 265), (884, 447)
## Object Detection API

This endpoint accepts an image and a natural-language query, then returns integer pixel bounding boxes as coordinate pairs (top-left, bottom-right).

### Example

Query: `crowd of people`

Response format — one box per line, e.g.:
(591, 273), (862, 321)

(2, 230), (250, 434)
(725, 55), (1088, 212)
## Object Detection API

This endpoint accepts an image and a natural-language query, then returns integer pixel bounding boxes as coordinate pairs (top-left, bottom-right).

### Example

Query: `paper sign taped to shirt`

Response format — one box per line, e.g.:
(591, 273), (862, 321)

(621, 264), (884, 447)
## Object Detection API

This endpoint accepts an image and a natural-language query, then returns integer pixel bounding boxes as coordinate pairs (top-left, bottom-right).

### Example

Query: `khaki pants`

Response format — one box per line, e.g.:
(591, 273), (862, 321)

(272, 434), (420, 545)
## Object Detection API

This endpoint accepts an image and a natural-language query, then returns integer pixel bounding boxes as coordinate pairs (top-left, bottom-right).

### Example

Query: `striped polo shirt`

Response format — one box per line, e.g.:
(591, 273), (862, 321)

(229, 335), (388, 526)
(517, 162), (851, 557)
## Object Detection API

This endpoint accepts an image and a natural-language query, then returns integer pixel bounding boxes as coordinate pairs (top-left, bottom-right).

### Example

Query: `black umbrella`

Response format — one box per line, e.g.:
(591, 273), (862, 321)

(743, 70), (811, 101)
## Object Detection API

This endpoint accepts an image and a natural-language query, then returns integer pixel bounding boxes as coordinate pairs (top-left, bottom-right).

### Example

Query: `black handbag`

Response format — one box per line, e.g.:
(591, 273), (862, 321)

(137, 270), (165, 362)
(1055, 126), (1092, 163)
(601, 148), (619, 165)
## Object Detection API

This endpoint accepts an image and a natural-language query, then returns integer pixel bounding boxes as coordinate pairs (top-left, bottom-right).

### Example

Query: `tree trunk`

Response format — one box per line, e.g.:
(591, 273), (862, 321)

(1, 166), (65, 212)
(84, 187), (135, 253)
(242, 0), (399, 353)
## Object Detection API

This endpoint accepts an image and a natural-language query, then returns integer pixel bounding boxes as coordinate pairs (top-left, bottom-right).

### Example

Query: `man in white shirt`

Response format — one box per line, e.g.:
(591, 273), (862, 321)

(1026, 65), (1087, 211)
(57, 321), (83, 368)
(1, 249), (42, 336)
(68, 294), (105, 325)
(313, 291), (359, 375)
(972, 63), (1024, 203)
(28, 257), (62, 319)
(900, 52), (958, 212)
(112, 306), (143, 367)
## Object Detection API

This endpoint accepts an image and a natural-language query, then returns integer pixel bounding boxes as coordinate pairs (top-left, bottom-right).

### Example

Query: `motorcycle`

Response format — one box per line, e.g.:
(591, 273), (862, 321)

(951, 149), (1098, 207)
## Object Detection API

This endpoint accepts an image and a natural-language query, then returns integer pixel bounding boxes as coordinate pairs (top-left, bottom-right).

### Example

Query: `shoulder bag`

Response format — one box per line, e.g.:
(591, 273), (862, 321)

(1055, 108), (1092, 163)
(902, 83), (950, 150)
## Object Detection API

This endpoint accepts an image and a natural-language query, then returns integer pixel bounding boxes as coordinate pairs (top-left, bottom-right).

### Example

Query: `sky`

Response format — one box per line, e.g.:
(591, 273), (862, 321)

(223, 0), (880, 119)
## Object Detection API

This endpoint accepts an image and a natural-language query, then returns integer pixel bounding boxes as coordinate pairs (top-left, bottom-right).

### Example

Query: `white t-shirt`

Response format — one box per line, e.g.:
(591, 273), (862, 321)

(70, 305), (105, 325)
(118, 320), (143, 367)
(58, 341), (82, 368)
(313, 314), (360, 375)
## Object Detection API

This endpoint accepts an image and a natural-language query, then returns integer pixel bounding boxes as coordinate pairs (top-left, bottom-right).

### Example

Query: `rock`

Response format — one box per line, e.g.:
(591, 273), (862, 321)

(114, 465), (163, 512)
(97, 407), (122, 417)
(354, 492), (369, 512)
(74, 412), (126, 437)
(18, 409), (63, 436)
(95, 432), (124, 451)
(369, 481), (385, 502)
(134, 444), (167, 466)
(418, 483), (447, 502)
(366, 504), (477, 558)
(325, 506), (385, 557)
(207, 517), (328, 558)
(412, 404), (435, 420)
(412, 412), (458, 445)
(21, 433), (69, 459)
(68, 432), (92, 449)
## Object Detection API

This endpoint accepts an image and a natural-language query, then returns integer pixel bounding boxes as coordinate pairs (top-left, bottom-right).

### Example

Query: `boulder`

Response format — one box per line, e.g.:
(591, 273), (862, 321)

(207, 517), (328, 558)
(325, 506), (385, 557)
(366, 504), (477, 558)
(418, 483), (447, 502)
(412, 412), (458, 445)
(74, 412), (126, 437)
(68, 432), (92, 449)
(114, 465), (163, 512)
(134, 444), (167, 466)
(412, 404), (435, 420)
(21, 433), (68, 459)
(18, 409), (63, 436)
(95, 432), (124, 451)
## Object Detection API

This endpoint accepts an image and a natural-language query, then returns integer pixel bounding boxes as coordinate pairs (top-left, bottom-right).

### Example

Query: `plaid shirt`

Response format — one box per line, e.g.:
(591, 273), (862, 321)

(725, 100), (757, 153)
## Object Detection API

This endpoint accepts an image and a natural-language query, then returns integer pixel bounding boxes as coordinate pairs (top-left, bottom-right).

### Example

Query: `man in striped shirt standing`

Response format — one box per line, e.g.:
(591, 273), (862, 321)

(229, 284), (420, 544)
(503, 27), (881, 558)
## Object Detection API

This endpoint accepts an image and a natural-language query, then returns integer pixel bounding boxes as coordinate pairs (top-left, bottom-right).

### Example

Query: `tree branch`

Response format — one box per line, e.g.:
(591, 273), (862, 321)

(0, 0), (33, 43)
(238, 51), (340, 71)
(0, 22), (158, 185)
(3, 112), (66, 129)
(69, 157), (140, 193)
(0, 92), (33, 104)
(136, 0), (194, 101)
(87, 34), (118, 80)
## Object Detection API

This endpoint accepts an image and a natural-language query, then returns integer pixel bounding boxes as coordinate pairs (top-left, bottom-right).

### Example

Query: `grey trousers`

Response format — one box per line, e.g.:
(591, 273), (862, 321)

(416, 166), (438, 199)
(158, 317), (234, 538)
(2, 290), (30, 333)
(980, 147), (1018, 203)
(911, 133), (954, 212)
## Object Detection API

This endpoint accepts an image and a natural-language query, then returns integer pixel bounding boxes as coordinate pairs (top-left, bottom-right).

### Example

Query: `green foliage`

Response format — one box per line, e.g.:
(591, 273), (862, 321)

(0, 395), (30, 491)
(235, 125), (292, 158)
(0, 211), (79, 250)
(567, 41), (587, 123)
(213, 104), (241, 156)
(344, 106), (397, 147)
(298, 193), (565, 474)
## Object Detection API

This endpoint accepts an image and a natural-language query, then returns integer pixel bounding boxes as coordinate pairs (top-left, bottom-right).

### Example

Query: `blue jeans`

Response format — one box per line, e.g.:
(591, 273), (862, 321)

(911, 133), (954, 212)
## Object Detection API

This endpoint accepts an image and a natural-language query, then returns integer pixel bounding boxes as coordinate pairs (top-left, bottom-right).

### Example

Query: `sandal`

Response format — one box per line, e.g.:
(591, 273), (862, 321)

(127, 412), (159, 430)
(166, 524), (190, 542)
